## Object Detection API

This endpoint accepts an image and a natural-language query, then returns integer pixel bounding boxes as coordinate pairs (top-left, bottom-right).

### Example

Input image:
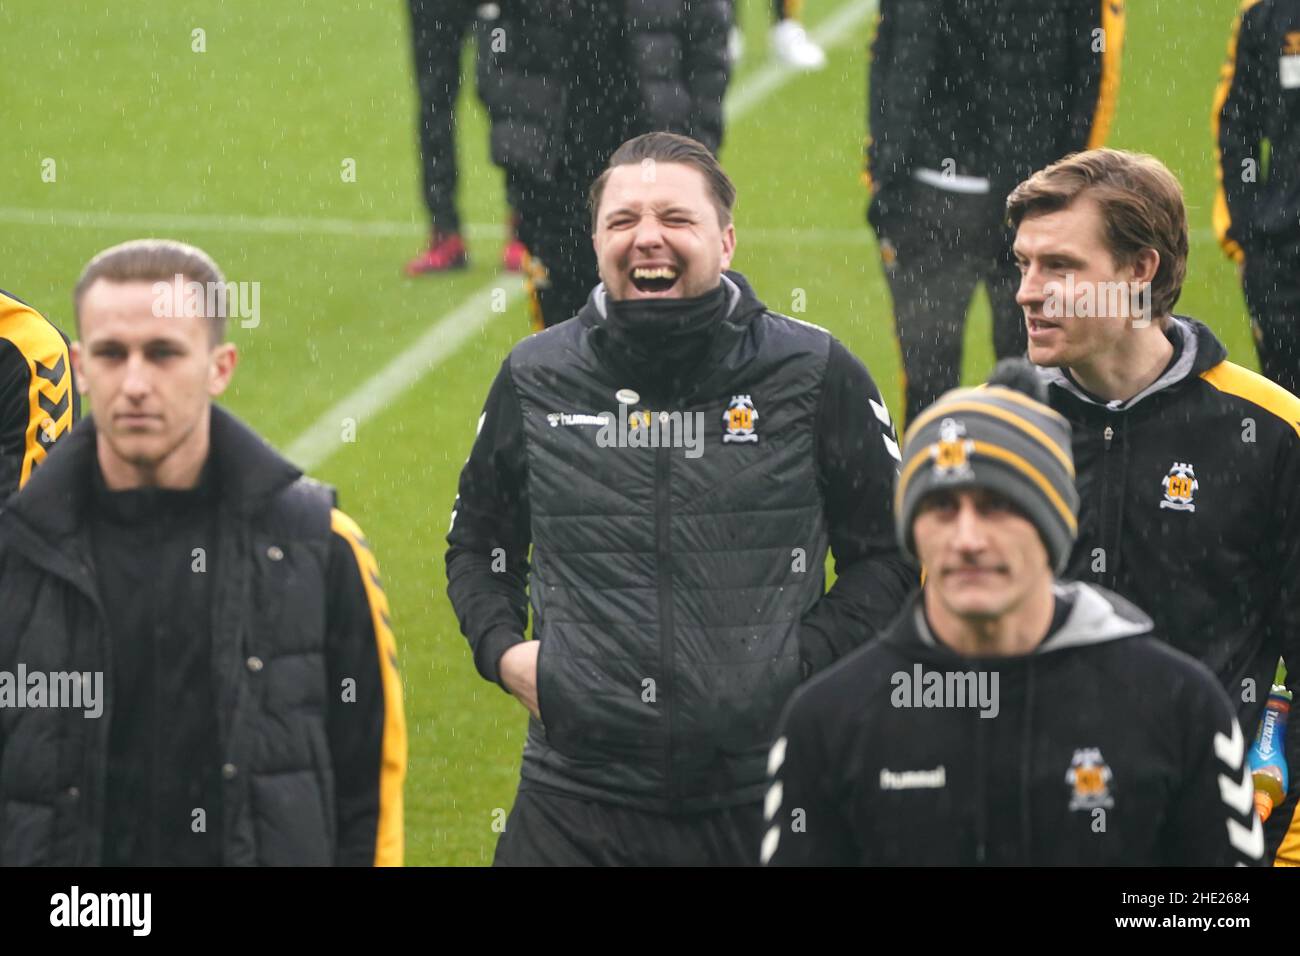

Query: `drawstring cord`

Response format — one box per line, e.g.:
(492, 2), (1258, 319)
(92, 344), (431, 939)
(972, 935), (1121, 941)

(975, 702), (987, 864)
(1020, 661), (1036, 863)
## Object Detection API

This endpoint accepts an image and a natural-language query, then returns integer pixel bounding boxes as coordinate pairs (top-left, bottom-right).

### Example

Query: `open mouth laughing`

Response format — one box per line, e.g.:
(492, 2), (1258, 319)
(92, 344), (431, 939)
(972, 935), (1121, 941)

(629, 264), (681, 295)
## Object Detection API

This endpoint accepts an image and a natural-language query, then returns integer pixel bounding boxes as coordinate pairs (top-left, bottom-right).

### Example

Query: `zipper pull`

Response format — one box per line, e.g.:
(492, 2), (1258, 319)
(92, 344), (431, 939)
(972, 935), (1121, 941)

(1103, 425), (1114, 447)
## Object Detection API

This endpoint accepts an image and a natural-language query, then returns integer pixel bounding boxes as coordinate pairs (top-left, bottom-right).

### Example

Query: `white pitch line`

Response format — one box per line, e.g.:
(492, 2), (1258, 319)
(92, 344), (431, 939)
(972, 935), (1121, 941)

(0, 205), (869, 245)
(278, 0), (881, 471)
(0, 0), (1231, 473)
(724, 0), (878, 120)
(0, 208), (1218, 248)
(0, 205), (425, 239)
(0, 4), (882, 249)
(1, 0), (1224, 473)
(282, 276), (525, 469)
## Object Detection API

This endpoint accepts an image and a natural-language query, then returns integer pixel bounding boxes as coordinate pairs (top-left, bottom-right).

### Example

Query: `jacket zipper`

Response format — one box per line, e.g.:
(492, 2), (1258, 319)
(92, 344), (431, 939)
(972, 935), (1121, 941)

(64, 550), (112, 866)
(1020, 662), (1036, 865)
(655, 441), (676, 807)
(974, 704), (987, 864)
(1101, 424), (1116, 589)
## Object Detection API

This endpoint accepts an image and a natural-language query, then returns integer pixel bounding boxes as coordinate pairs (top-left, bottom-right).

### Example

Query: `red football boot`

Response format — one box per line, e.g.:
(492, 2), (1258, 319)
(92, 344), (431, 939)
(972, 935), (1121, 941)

(501, 214), (526, 273)
(404, 231), (468, 276)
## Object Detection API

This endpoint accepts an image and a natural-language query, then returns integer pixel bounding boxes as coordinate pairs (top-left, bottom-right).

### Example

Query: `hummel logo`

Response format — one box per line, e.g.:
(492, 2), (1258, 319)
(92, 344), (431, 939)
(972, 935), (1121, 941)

(34, 355), (66, 385)
(879, 766), (946, 790)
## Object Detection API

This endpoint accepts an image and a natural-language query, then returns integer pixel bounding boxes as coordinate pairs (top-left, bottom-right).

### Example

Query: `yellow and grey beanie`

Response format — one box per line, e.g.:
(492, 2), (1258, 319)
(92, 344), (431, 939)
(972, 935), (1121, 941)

(895, 359), (1079, 574)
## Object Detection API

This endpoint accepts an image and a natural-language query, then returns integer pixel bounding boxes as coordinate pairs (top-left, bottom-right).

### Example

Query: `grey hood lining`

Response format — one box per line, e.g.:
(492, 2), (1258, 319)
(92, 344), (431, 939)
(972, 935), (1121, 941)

(1035, 316), (1200, 411)
(913, 580), (1152, 655)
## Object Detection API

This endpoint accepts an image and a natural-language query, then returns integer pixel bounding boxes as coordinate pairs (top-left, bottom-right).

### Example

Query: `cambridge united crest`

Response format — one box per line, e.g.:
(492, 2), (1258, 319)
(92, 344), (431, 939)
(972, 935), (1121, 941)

(723, 395), (759, 443)
(1159, 461), (1198, 512)
(931, 418), (974, 481)
(1066, 747), (1115, 811)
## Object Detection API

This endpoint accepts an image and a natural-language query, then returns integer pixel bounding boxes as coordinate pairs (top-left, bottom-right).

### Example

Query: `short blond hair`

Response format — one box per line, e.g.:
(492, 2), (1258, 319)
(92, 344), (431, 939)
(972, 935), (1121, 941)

(74, 238), (228, 342)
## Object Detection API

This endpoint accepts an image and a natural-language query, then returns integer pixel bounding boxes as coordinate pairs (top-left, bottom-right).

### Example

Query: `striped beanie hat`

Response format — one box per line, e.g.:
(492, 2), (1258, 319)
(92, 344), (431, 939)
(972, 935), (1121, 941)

(895, 359), (1079, 574)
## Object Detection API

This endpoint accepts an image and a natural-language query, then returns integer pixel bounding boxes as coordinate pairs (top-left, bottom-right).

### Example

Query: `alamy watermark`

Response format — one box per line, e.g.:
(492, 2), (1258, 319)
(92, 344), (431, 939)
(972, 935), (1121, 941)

(151, 273), (261, 328)
(890, 664), (1000, 718)
(0, 665), (103, 718)
(548, 405), (706, 459)
(50, 886), (150, 935)
(1043, 276), (1152, 328)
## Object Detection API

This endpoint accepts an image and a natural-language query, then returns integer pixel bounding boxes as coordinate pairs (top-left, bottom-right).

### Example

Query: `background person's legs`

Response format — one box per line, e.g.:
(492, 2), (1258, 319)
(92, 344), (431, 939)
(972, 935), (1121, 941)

(873, 181), (983, 428)
(406, 0), (477, 274)
(512, 171), (601, 330)
(1243, 245), (1300, 396)
(769, 0), (826, 69)
(409, 0), (478, 232)
(886, 252), (977, 429)
(986, 222), (1028, 363)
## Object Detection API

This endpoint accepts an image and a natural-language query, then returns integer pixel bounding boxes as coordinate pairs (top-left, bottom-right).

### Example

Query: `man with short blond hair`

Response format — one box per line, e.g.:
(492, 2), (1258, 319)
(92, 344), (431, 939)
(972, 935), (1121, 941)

(0, 238), (406, 866)
(1010, 147), (1300, 865)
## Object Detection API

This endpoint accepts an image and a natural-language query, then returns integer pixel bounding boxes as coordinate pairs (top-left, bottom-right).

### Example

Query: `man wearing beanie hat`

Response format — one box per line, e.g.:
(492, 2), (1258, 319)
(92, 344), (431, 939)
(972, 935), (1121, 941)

(762, 360), (1262, 866)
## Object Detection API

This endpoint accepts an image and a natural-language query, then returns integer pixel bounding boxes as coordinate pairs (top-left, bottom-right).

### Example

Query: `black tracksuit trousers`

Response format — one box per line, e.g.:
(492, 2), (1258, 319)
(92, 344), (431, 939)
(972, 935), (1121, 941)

(408, 0), (477, 234)
(493, 785), (763, 866)
(871, 177), (1027, 428)
(1242, 241), (1300, 396)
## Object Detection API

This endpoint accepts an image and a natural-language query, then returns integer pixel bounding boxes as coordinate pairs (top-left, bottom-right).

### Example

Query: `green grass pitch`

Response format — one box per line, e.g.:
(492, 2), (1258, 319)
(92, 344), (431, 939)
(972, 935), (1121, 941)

(1, 0), (1252, 863)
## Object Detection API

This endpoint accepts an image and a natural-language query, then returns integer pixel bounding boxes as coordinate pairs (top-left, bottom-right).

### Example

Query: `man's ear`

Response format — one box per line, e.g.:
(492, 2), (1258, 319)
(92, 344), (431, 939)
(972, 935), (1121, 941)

(1131, 247), (1160, 285)
(591, 232), (602, 279)
(208, 342), (238, 398)
(720, 222), (737, 272)
(69, 340), (89, 395)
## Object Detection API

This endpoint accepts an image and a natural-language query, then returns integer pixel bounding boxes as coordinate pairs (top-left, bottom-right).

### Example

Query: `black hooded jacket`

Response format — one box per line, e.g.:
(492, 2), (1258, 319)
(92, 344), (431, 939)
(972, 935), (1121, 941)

(866, 0), (1123, 216)
(1213, 0), (1300, 260)
(1040, 315), (1300, 862)
(0, 288), (78, 498)
(1041, 320), (1300, 736)
(474, 0), (731, 183)
(0, 406), (406, 866)
(764, 582), (1262, 866)
(446, 271), (916, 812)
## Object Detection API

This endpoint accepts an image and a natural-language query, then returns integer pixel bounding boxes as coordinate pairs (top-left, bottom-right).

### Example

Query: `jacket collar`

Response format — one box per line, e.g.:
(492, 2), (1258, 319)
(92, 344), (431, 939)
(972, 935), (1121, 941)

(585, 272), (747, 324)
(576, 270), (771, 399)
(1036, 315), (1229, 411)
(4, 404), (302, 549)
(888, 580), (1151, 661)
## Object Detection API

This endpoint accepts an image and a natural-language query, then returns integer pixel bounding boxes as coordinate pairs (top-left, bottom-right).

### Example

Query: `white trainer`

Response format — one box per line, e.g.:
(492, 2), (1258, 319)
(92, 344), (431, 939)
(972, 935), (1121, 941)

(770, 19), (827, 71)
(728, 25), (745, 66)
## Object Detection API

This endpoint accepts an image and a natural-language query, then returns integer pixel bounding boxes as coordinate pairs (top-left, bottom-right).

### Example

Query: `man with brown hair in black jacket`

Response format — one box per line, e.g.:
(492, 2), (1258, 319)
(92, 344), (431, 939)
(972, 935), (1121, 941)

(446, 133), (913, 865)
(1010, 147), (1300, 865)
